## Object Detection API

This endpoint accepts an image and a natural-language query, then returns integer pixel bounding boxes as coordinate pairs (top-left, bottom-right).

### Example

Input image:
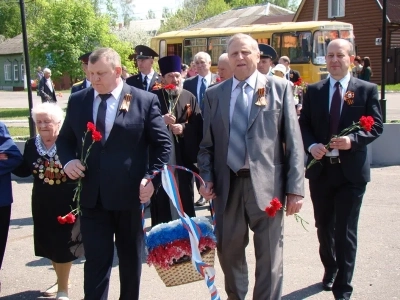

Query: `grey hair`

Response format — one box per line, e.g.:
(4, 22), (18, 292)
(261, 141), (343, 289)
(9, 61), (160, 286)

(194, 51), (211, 63)
(89, 48), (121, 69)
(31, 102), (63, 124)
(227, 33), (259, 54)
(218, 53), (229, 63)
(43, 68), (51, 74)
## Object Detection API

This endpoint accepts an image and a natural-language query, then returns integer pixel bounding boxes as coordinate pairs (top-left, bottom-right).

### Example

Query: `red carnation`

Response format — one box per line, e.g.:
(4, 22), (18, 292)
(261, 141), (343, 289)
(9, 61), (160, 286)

(216, 77), (221, 82)
(65, 213), (76, 224)
(164, 84), (176, 91)
(265, 206), (278, 217)
(87, 122), (96, 132)
(92, 131), (102, 142)
(359, 116), (374, 132)
(270, 198), (283, 211)
(57, 216), (66, 224)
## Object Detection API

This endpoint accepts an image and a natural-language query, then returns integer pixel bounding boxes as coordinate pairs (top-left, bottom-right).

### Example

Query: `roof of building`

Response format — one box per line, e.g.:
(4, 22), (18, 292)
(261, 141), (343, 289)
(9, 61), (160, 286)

(377, 0), (400, 24)
(0, 34), (23, 55)
(129, 19), (164, 33)
(186, 3), (294, 29)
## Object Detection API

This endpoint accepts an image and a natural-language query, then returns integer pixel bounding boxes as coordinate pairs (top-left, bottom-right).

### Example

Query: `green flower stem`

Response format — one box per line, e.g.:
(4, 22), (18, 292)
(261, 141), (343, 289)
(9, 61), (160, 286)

(283, 207), (309, 231)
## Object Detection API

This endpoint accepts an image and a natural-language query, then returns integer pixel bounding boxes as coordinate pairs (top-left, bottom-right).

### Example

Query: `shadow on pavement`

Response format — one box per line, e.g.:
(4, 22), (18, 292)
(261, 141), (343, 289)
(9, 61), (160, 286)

(10, 217), (33, 227)
(0, 290), (42, 299)
(282, 282), (323, 299)
(26, 256), (86, 267)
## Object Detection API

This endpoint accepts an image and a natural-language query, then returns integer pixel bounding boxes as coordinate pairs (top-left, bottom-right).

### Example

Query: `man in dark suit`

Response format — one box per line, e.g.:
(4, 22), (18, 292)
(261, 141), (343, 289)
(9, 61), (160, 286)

(125, 45), (161, 91)
(56, 47), (171, 300)
(71, 52), (92, 94)
(38, 68), (57, 102)
(198, 33), (304, 300)
(279, 55), (300, 83)
(299, 39), (383, 300)
(183, 51), (218, 206)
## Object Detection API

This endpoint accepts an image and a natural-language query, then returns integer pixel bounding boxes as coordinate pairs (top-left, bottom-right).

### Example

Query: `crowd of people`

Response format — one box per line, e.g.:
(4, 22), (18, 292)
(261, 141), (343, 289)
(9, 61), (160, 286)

(0, 36), (383, 300)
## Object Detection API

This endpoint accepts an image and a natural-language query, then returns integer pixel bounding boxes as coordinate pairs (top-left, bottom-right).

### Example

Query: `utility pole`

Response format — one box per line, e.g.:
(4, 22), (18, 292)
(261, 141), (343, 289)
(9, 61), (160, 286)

(380, 0), (387, 123)
(19, 0), (36, 137)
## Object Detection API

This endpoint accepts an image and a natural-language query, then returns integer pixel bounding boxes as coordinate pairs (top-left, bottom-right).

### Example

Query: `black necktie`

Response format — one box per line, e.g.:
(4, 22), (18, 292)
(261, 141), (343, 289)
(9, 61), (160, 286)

(142, 75), (148, 91)
(330, 82), (342, 137)
(199, 78), (206, 112)
(96, 94), (111, 144)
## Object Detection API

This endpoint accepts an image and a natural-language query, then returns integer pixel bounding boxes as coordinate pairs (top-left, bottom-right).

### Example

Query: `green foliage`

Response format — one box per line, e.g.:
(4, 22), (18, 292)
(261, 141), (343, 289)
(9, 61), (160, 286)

(28, 0), (132, 83)
(0, 108), (29, 119)
(0, 1), (21, 38)
(159, 0), (230, 33)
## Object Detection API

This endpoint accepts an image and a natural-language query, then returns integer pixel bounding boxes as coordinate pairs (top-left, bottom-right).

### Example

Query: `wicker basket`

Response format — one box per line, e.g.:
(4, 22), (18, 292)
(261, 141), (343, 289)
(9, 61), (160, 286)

(154, 249), (215, 287)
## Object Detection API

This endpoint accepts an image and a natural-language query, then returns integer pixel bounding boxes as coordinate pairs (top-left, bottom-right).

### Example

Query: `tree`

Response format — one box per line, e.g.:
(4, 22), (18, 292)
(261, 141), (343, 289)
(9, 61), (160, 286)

(146, 9), (156, 19)
(28, 0), (132, 83)
(162, 7), (173, 19)
(159, 0), (229, 33)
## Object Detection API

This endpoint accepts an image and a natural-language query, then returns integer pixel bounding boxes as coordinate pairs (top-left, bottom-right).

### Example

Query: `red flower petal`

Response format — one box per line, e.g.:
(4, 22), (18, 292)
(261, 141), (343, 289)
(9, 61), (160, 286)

(265, 206), (277, 217)
(270, 198), (282, 211)
(57, 216), (66, 224)
(92, 131), (102, 142)
(87, 122), (96, 132)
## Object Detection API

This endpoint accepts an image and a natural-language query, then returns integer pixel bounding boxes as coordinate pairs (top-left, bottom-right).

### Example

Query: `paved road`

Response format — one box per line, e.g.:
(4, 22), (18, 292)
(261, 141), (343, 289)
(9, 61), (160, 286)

(1, 166), (399, 299)
(0, 90), (400, 125)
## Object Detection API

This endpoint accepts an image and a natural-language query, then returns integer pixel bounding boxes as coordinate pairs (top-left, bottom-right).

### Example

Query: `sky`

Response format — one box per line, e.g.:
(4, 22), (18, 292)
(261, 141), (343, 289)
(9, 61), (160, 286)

(129, 0), (184, 19)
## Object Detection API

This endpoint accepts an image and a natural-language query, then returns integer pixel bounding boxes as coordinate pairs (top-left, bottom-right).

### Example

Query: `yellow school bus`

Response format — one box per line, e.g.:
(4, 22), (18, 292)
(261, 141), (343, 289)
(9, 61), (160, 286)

(150, 21), (355, 83)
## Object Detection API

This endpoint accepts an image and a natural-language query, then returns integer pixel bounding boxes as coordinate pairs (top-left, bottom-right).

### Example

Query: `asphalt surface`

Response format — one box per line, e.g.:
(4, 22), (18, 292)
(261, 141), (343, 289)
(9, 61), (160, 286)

(0, 91), (399, 299)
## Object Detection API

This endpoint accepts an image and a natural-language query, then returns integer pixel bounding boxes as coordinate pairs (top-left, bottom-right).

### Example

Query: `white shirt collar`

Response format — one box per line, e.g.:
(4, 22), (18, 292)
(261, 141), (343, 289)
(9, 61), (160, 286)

(329, 72), (351, 88)
(142, 70), (154, 80)
(94, 80), (124, 100)
(198, 73), (212, 85)
(231, 70), (258, 92)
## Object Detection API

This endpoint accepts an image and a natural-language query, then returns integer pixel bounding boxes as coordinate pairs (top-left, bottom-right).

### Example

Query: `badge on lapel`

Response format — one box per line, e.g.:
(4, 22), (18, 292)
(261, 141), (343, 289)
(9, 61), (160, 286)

(152, 82), (163, 90)
(120, 94), (132, 112)
(344, 91), (355, 105)
(255, 87), (267, 106)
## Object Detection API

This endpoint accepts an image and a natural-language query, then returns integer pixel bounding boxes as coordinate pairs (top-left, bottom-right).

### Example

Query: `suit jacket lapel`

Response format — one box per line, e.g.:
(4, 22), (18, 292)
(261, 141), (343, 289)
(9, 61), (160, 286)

(320, 79), (330, 124)
(149, 73), (159, 91)
(339, 77), (357, 128)
(105, 83), (132, 145)
(82, 88), (95, 124)
(220, 79), (233, 135)
(248, 72), (268, 130)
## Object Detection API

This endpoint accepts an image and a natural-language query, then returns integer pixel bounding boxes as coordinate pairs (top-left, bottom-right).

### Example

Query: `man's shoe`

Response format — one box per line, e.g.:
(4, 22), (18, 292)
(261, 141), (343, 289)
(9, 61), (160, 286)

(195, 197), (207, 206)
(322, 271), (337, 291)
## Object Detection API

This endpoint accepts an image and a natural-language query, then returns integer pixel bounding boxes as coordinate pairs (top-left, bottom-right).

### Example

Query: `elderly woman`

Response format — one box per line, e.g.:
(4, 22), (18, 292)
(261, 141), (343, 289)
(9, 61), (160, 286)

(13, 103), (83, 300)
(0, 122), (23, 292)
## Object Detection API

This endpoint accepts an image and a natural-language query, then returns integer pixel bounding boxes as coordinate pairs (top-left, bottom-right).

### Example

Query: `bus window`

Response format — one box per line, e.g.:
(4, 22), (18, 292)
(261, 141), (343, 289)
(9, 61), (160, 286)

(167, 44), (182, 57)
(255, 38), (270, 45)
(312, 30), (340, 65)
(183, 38), (207, 66)
(271, 34), (281, 57)
(340, 30), (355, 46)
(280, 32), (311, 63)
(159, 40), (166, 58)
(208, 37), (228, 65)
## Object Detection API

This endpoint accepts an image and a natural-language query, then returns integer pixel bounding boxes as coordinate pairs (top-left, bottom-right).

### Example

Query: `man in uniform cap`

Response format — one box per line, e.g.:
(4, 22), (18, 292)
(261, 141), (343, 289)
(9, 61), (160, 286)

(257, 44), (277, 76)
(126, 45), (161, 91)
(150, 56), (202, 225)
(71, 52), (92, 94)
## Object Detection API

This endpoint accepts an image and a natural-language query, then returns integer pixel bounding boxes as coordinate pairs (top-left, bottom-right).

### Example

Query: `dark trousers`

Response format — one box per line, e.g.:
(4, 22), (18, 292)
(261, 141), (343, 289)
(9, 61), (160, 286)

(80, 204), (144, 300)
(309, 163), (366, 300)
(0, 205), (11, 270)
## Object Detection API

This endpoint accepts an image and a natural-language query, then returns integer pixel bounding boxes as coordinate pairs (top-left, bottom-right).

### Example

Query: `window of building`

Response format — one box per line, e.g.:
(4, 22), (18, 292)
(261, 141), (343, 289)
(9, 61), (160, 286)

(4, 62), (12, 81)
(21, 63), (25, 81)
(13, 61), (19, 81)
(328, 0), (345, 18)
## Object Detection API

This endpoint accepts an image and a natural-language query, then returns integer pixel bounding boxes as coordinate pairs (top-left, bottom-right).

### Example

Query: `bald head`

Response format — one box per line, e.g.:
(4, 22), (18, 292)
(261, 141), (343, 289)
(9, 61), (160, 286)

(217, 53), (233, 81)
(326, 38), (354, 80)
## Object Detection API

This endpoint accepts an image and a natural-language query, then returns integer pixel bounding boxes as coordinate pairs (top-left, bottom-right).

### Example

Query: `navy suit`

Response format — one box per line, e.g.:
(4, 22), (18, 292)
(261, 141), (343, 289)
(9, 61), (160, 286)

(71, 78), (90, 94)
(38, 77), (57, 102)
(0, 122), (23, 270)
(56, 83), (171, 300)
(183, 74), (218, 108)
(299, 76), (383, 299)
(125, 73), (161, 91)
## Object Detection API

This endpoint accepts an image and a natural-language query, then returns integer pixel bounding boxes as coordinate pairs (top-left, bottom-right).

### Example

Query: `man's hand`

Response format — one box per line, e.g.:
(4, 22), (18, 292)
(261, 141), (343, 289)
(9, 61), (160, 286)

(64, 159), (86, 180)
(163, 114), (176, 125)
(170, 124), (183, 135)
(330, 136), (351, 150)
(286, 194), (303, 216)
(139, 179), (154, 203)
(199, 181), (216, 200)
(310, 143), (328, 160)
(0, 153), (8, 160)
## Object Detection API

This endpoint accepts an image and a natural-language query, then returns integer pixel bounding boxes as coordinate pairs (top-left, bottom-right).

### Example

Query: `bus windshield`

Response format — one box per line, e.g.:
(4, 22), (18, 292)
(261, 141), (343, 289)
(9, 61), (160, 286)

(313, 30), (355, 65)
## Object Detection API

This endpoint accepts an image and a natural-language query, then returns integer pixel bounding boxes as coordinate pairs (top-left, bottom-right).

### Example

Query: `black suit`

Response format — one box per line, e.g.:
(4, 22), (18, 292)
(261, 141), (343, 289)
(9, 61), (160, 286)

(56, 83), (171, 300)
(38, 77), (57, 102)
(183, 74), (218, 109)
(299, 76), (383, 299)
(125, 72), (161, 91)
(71, 78), (90, 94)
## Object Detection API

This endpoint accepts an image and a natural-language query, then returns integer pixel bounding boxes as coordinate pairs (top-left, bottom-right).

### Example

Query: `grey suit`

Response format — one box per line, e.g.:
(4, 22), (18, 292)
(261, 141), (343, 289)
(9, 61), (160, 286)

(198, 71), (304, 299)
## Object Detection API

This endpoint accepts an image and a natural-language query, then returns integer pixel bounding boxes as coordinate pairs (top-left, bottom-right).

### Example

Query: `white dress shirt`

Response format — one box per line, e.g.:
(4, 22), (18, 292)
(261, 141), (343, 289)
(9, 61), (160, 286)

(86, 79), (91, 88)
(229, 71), (258, 170)
(46, 78), (53, 92)
(196, 73), (212, 102)
(141, 70), (155, 91)
(93, 81), (123, 140)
